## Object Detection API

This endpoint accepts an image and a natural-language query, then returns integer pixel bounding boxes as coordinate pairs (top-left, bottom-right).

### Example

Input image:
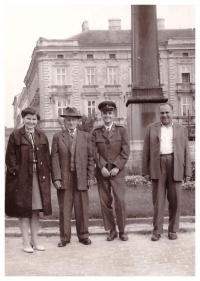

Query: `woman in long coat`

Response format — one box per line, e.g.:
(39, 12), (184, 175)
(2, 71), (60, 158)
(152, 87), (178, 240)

(5, 107), (52, 253)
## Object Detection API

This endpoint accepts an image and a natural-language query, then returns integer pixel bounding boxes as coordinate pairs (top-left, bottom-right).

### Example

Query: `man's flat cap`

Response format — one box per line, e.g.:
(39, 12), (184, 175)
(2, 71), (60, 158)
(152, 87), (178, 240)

(98, 101), (116, 112)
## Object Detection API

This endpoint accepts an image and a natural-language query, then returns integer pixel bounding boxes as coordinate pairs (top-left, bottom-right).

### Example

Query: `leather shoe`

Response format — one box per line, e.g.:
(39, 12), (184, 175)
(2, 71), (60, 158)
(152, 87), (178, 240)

(107, 230), (118, 241)
(168, 232), (177, 240)
(119, 232), (128, 241)
(151, 234), (161, 241)
(79, 238), (92, 245)
(57, 241), (70, 247)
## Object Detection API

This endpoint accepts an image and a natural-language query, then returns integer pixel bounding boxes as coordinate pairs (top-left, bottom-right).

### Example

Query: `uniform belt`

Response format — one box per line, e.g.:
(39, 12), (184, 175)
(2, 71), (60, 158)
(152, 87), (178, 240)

(160, 153), (173, 157)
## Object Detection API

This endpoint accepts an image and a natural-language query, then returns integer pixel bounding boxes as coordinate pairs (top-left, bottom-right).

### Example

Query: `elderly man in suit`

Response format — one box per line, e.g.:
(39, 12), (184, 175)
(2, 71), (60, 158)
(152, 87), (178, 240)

(92, 101), (130, 242)
(51, 107), (94, 247)
(142, 102), (191, 241)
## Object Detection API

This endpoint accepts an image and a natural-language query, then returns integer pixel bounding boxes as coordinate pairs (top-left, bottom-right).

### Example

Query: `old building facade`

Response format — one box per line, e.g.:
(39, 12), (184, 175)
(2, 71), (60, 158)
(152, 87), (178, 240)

(12, 19), (195, 149)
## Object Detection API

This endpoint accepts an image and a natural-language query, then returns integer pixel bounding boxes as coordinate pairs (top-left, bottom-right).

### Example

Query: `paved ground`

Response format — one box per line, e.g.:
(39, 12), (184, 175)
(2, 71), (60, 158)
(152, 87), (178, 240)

(5, 222), (195, 276)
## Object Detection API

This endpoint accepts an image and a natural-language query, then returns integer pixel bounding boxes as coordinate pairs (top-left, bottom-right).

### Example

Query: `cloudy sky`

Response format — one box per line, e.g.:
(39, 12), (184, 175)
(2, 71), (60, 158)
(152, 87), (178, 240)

(3, 1), (196, 127)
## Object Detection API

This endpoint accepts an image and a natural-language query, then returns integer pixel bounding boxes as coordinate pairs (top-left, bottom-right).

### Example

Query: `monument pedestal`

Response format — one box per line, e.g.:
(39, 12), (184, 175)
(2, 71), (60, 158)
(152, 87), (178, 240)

(126, 5), (168, 167)
(127, 91), (167, 167)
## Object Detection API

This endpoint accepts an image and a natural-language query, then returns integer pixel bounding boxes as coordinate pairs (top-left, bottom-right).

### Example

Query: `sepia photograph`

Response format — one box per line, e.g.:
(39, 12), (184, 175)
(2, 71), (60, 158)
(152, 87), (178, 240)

(2, 0), (197, 277)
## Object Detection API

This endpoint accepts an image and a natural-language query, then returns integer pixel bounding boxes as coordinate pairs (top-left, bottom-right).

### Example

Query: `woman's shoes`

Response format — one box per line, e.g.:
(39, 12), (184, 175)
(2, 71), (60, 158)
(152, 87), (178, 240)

(23, 246), (34, 253)
(30, 242), (45, 251)
(22, 243), (45, 252)
(22, 243), (34, 253)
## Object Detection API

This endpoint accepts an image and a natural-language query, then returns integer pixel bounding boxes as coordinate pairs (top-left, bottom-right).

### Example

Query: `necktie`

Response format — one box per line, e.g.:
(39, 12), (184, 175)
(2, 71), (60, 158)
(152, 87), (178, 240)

(69, 129), (74, 138)
(106, 127), (110, 138)
(28, 132), (35, 148)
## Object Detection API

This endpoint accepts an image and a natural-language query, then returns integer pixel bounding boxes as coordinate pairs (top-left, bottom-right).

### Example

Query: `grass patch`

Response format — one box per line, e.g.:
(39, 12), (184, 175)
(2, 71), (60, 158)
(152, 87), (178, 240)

(41, 183), (195, 220)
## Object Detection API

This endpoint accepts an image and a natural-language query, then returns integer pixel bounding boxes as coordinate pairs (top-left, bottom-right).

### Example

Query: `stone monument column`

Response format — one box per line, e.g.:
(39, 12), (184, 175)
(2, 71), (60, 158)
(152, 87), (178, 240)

(126, 5), (167, 166)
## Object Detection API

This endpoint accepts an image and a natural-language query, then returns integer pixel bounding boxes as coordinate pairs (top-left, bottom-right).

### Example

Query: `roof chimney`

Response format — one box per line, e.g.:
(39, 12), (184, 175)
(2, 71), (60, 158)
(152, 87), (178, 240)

(82, 20), (89, 32)
(157, 18), (165, 30)
(108, 18), (121, 30)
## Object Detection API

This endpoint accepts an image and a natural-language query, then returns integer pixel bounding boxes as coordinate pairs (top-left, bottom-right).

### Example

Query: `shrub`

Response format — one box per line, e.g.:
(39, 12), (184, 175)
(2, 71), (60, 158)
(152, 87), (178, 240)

(125, 162), (195, 190)
(126, 165), (142, 176)
(77, 114), (98, 133)
(182, 180), (195, 191)
(125, 175), (151, 188)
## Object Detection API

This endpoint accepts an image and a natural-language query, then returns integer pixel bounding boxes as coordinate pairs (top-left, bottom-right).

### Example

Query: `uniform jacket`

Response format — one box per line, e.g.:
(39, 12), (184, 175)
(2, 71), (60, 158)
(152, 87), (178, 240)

(142, 121), (192, 181)
(5, 126), (52, 218)
(51, 129), (94, 190)
(92, 124), (130, 179)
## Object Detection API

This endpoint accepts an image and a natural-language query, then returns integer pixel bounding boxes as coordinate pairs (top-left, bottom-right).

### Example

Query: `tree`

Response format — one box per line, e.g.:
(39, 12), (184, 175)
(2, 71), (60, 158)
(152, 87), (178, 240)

(77, 114), (98, 133)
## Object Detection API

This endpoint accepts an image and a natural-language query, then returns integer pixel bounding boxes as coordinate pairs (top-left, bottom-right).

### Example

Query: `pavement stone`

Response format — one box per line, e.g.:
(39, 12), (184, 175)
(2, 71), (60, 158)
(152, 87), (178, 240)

(5, 232), (195, 276)
(4, 221), (195, 276)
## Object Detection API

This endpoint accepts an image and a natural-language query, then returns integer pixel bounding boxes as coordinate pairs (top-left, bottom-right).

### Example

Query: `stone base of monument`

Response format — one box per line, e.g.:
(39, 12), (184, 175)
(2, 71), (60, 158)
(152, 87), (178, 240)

(126, 87), (168, 170)
(127, 102), (162, 143)
(126, 140), (143, 168)
(126, 150), (142, 169)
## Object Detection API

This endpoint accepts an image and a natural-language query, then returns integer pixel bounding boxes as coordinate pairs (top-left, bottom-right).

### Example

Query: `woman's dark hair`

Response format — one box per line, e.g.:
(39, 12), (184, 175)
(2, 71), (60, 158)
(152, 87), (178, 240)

(21, 107), (41, 120)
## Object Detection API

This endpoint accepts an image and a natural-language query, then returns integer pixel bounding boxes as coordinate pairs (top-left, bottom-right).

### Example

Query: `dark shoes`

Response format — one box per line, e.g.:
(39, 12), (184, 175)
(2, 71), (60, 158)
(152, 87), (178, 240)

(58, 238), (91, 246)
(57, 241), (70, 247)
(168, 232), (177, 240)
(107, 230), (128, 241)
(151, 232), (177, 241)
(119, 232), (128, 241)
(107, 230), (118, 241)
(79, 238), (92, 245)
(151, 234), (161, 241)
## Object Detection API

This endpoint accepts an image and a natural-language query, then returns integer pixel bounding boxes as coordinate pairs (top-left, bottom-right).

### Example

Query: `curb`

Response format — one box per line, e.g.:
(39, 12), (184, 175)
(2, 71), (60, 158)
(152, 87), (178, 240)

(5, 216), (195, 228)
(5, 223), (195, 238)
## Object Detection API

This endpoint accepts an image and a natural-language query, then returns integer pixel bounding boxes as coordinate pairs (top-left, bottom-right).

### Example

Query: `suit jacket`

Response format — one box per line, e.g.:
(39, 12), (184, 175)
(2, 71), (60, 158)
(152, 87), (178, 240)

(51, 129), (94, 190)
(92, 123), (130, 179)
(142, 121), (192, 181)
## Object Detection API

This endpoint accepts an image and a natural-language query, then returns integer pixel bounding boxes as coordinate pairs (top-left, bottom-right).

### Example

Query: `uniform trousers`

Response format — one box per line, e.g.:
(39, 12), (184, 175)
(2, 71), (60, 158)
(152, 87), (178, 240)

(57, 171), (89, 242)
(152, 154), (182, 234)
(97, 177), (126, 232)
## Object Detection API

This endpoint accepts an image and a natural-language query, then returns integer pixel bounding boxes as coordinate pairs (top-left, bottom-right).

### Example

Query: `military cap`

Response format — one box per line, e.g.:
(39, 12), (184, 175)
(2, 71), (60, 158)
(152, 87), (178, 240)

(60, 107), (82, 118)
(98, 101), (116, 112)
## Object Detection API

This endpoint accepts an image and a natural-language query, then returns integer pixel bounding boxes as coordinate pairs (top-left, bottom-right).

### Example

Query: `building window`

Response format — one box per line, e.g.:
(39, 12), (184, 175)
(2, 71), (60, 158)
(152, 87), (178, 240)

(87, 54), (93, 59)
(109, 54), (116, 59)
(182, 98), (192, 116)
(181, 66), (191, 83)
(56, 68), (66, 85)
(88, 101), (96, 117)
(182, 73), (190, 83)
(182, 53), (189, 57)
(57, 55), (64, 59)
(86, 68), (95, 85)
(108, 68), (117, 85)
(57, 100), (67, 116)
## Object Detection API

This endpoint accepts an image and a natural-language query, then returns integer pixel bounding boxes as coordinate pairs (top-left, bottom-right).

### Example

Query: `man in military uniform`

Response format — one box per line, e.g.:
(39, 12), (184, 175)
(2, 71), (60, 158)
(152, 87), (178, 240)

(92, 101), (130, 241)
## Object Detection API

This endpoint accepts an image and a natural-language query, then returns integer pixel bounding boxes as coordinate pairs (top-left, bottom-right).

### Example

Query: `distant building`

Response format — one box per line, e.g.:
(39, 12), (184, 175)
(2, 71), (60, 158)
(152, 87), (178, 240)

(12, 19), (195, 147)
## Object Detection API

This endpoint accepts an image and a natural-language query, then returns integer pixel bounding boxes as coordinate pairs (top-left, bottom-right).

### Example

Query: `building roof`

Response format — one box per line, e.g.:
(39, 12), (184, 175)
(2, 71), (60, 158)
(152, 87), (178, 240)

(69, 30), (131, 46)
(158, 28), (195, 43)
(68, 28), (195, 47)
